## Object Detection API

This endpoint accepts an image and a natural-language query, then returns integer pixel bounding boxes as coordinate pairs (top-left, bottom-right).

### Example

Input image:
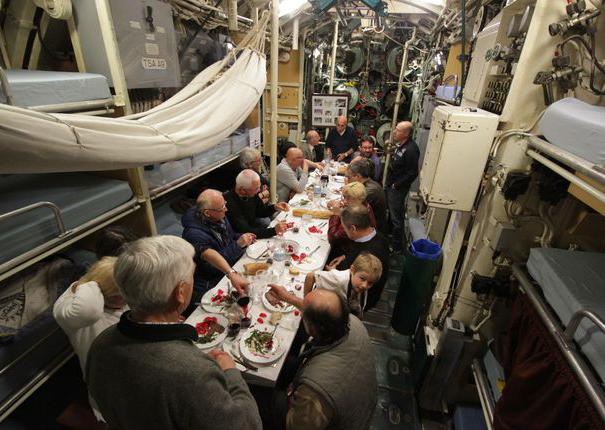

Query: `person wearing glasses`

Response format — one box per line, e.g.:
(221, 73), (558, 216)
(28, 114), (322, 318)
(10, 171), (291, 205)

(325, 116), (358, 163)
(182, 189), (255, 312)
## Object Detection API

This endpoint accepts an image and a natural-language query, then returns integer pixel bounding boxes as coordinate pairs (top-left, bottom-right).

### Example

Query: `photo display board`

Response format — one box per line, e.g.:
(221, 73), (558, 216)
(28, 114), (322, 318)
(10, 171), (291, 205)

(311, 94), (349, 127)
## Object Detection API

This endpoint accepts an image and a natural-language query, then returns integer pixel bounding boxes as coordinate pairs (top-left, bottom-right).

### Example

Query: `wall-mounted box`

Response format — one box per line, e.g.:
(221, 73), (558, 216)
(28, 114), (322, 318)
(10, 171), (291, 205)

(419, 106), (499, 211)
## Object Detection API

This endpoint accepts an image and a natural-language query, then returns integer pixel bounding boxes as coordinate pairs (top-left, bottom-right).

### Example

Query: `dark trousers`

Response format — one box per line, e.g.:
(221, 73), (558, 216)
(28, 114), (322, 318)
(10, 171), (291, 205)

(386, 185), (409, 250)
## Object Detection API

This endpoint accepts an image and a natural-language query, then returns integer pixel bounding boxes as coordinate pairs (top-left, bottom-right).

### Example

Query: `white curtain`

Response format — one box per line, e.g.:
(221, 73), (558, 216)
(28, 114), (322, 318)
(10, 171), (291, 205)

(0, 48), (266, 174)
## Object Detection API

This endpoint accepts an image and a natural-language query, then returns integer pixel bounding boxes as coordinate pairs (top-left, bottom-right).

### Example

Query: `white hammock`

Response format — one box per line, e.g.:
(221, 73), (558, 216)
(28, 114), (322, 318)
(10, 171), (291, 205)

(0, 15), (269, 174)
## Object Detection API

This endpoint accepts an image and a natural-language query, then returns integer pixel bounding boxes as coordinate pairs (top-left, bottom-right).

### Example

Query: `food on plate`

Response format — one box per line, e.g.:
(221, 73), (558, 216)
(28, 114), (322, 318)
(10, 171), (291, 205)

(285, 244), (296, 254)
(291, 252), (308, 263)
(292, 208), (332, 219)
(265, 290), (288, 308)
(270, 312), (283, 325)
(244, 329), (275, 356)
(285, 221), (295, 229)
(297, 199), (310, 206)
(195, 317), (225, 344)
(208, 289), (236, 308)
(308, 226), (323, 234)
(289, 267), (300, 276)
(244, 262), (270, 276)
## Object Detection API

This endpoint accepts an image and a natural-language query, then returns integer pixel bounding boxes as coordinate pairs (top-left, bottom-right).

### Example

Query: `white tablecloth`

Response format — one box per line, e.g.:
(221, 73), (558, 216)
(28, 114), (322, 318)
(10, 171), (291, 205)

(185, 169), (345, 386)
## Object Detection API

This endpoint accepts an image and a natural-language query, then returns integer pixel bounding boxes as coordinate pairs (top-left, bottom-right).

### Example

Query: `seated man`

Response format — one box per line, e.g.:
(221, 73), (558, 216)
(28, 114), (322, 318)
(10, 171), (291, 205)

(182, 189), (254, 300)
(353, 137), (382, 182)
(298, 130), (324, 170)
(345, 159), (388, 234)
(325, 115), (358, 162)
(277, 147), (309, 202)
(87, 235), (262, 430)
(239, 147), (269, 203)
(286, 289), (377, 429)
(225, 169), (290, 238)
(327, 205), (389, 310)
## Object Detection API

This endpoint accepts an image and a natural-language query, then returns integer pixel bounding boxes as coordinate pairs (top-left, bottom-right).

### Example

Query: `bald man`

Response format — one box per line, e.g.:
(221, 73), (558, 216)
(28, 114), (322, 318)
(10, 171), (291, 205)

(325, 116), (358, 162)
(286, 289), (377, 430)
(276, 147), (309, 202)
(181, 189), (255, 307)
(384, 121), (420, 252)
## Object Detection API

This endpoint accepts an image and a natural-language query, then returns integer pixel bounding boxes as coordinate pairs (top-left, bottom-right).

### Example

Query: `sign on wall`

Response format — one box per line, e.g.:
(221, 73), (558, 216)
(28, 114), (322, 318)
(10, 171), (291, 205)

(311, 94), (349, 127)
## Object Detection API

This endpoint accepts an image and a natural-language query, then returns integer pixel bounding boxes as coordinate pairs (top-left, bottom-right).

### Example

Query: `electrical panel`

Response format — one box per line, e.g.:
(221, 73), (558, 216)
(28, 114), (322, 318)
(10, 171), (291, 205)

(419, 106), (499, 212)
(72, 0), (180, 89)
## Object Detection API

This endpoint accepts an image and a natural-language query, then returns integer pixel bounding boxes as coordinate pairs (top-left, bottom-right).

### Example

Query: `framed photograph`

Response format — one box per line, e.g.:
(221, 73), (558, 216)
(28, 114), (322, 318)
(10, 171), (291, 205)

(311, 94), (349, 127)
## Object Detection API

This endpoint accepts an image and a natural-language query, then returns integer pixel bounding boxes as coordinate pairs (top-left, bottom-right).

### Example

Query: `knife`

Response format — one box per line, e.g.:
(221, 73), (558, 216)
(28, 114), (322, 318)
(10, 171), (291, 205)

(233, 355), (259, 371)
(307, 245), (321, 258)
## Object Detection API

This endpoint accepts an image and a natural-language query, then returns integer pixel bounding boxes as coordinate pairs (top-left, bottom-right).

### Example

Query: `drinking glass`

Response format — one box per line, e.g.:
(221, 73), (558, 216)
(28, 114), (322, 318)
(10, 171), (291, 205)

(301, 213), (312, 229)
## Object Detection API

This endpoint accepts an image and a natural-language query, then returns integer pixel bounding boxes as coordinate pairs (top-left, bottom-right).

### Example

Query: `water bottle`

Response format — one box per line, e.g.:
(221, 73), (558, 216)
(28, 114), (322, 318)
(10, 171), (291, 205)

(313, 184), (322, 206)
(272, 246), (287, 278)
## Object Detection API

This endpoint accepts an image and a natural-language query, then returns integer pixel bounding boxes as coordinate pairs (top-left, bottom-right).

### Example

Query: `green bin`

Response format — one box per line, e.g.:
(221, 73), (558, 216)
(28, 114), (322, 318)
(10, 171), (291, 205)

(391, 239), (442, 335)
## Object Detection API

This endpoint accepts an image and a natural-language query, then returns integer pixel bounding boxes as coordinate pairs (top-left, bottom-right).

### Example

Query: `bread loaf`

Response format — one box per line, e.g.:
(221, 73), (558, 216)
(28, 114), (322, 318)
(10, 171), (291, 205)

(292, 208), (332, 219)
(243, 262), (270, 276)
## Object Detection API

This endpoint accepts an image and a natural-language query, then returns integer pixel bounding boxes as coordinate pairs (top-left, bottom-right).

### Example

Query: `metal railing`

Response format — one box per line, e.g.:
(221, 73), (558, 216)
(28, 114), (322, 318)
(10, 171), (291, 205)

(512, 264), (605, 423)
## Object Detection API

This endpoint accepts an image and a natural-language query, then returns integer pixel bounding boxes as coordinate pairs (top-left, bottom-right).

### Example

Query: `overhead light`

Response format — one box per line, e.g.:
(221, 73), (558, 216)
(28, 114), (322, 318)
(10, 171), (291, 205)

(279, 0), (308, 17)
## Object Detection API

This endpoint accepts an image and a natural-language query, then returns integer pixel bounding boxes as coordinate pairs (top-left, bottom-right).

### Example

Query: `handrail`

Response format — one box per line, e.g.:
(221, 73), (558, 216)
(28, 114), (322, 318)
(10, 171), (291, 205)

(0, 66), (13, 105)
(565, 309), (605, 344)
(512, 264), (605, 423)
(0, 197), (138, 281)
(526, 150), (605, 209)
(471, 359), (495, 429)
(0, 201), (67, 236)
(28, 97), (115, 113)
(527, 136), (605, 187)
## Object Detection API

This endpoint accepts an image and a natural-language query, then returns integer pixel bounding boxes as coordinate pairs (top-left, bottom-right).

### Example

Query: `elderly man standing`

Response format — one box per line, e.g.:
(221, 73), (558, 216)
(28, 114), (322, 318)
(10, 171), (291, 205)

(277, 147), (309, 202)
(87, 235), (262, 430)
(384, 121), (420, 252)
(346, 158), (388, 234)
(182, 189), (254, 301)
(325, 116), (358, 162)
(225, 169), (290, 238)
(286, 289), (377, 430)
(354, 137), (382, 182)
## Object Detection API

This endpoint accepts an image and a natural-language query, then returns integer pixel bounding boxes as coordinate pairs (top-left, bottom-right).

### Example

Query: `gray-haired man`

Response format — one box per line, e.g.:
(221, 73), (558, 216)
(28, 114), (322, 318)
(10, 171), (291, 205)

(87, 235), (262, 430)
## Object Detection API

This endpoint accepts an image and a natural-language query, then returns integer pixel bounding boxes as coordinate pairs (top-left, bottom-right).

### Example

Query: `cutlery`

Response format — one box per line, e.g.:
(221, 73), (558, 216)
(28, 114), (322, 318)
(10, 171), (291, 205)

(253, 243), (270, 260)
(307, 245), (321, 258)
(233, 356), (259, 372)
(317, 221), (328, 228)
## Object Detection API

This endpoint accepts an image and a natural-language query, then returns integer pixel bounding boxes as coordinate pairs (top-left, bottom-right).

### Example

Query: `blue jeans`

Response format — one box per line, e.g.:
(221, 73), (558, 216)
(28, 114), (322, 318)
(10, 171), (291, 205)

(386, 185), (409, 250)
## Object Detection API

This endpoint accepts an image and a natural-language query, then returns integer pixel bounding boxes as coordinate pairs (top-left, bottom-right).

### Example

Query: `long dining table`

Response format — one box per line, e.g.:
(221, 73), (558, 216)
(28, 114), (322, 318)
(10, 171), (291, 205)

(185, 165), (346, 387)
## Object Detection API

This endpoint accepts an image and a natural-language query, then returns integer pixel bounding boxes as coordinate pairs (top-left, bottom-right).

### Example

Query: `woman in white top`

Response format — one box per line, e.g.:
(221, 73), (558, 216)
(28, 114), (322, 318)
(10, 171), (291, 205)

(268, 251), (382, 318)
(53, 256), (127, 421)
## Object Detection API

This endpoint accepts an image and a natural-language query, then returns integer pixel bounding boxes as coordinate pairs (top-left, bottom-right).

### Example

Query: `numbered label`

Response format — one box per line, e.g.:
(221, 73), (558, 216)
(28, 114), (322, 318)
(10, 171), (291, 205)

(141, 57), (167, 70)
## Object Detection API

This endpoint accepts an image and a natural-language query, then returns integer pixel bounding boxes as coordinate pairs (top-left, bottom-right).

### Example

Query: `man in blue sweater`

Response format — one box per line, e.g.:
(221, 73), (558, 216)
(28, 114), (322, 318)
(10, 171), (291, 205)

(182, 189), (255, 303)
(384, 121), (420, 252)
(325, 116), (358, 162)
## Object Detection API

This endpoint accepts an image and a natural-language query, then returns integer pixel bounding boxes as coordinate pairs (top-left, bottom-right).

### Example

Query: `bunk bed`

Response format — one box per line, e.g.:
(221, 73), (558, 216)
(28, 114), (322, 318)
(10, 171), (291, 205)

(0, 69), (114, 115)
(0, 173), (138, 281)
(0, 172), (138, 418)
(490, 98), (605, 428)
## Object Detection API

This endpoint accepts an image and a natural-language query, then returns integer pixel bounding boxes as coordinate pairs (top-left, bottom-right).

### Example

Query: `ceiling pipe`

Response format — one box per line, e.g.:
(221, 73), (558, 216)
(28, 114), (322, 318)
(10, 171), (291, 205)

(269, 0), (279, 204)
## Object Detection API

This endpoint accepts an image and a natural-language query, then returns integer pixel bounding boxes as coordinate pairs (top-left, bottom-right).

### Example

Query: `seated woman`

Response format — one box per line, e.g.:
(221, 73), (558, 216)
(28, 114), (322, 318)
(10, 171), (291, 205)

(268, 252), (382, 319)
(53, 256), (127, 422)
(326, 181), (376, 255)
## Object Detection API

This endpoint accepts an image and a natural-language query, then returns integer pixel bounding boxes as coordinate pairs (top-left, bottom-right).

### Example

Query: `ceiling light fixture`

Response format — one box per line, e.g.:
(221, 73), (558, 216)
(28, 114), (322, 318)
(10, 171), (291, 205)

(279, 0), (308, 17)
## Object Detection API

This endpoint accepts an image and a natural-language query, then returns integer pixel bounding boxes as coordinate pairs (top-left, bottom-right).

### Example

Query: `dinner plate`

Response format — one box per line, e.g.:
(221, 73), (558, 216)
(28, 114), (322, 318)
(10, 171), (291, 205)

(194, 315), (228, 349)
(239, 327), (285, 364)
(291, 252), (324, 271)
(246, 240), (271, 259)
(200, 285), (236, 314)
(262, 287), (295, 313)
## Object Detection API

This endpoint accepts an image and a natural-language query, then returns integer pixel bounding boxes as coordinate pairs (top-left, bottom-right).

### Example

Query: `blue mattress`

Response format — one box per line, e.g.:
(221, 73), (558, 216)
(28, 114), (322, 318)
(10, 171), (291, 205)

(539, 98), (605, 166)
(0, 70), (111, 107)
(0, 173), (133, 266)
(527, 248), (605, 381)
(153, 200), (184, 237)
